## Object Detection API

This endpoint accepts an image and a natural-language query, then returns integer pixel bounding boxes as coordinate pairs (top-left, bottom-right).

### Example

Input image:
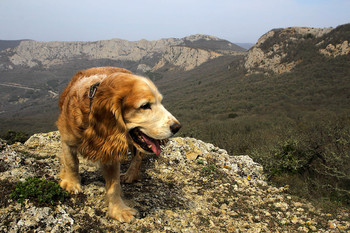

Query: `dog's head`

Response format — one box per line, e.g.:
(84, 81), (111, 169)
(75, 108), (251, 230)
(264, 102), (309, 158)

(80, 72), (181, 162)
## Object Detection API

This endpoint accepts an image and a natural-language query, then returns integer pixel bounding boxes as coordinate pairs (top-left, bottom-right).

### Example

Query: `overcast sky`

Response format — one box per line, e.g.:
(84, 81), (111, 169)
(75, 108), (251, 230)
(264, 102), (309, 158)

(1, 0), (349, 43)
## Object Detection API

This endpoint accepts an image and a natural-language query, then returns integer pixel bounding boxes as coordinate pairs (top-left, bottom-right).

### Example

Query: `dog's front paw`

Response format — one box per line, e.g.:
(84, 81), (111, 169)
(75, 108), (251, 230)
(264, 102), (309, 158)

(108, 205), (137, 223)
(60, 179), (82, 194)
(120, 172), (141, 184)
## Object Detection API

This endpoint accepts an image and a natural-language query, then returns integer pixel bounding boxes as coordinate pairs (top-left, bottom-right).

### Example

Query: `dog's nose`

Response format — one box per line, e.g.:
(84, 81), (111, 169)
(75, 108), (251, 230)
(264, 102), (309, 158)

(170, 122), (181, 134)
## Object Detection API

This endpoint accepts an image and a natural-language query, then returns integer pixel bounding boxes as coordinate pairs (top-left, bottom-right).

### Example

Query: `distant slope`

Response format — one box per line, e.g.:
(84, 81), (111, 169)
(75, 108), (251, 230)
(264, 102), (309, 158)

(0, 35), (245, 72)
(181, 34), (246, 52)
(0, 40), (31, 51)
(244, 25), (350, 74)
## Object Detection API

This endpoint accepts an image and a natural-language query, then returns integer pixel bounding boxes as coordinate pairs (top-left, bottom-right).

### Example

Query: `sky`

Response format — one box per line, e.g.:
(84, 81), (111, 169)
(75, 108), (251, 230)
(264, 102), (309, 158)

(0, 0), (349, 43)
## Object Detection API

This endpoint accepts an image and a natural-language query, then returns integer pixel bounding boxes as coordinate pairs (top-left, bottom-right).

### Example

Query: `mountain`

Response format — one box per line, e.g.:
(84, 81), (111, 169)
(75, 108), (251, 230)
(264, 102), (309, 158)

(0, 35), (245, 72)
(244, 25), (350, 74)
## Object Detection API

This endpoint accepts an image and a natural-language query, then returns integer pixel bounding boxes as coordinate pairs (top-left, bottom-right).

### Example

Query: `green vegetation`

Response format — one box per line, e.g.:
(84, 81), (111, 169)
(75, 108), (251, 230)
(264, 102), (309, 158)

(10, 177), (69, 206)
(1, 130), (29, 144)
(251, 113), (350, 204)
(157, 24), (350, 205)
(169, 67), (350, 204)
(201, 164), (217, 175)
(145, 71), (164, 82)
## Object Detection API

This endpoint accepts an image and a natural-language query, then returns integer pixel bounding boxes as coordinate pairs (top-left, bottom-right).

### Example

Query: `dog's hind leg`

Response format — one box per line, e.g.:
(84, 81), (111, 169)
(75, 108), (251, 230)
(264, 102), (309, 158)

(59, 142), (82, 194)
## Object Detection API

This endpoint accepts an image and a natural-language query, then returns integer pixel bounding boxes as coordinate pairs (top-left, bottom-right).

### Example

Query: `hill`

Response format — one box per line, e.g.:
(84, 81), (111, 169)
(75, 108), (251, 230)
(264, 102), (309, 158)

(156, 23), (350, 204)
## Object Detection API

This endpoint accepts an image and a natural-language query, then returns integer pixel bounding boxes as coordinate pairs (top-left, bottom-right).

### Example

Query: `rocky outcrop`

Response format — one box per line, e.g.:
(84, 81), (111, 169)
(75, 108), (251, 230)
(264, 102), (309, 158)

(7, 39), (174, 68)
(0, 35), (244, 72)
(152, 46), (223, 71)
(244, 42), (301, 74)
(244, 27), (333, 74)
(320, 40), (350, 57)
(1, 132), (349, 232)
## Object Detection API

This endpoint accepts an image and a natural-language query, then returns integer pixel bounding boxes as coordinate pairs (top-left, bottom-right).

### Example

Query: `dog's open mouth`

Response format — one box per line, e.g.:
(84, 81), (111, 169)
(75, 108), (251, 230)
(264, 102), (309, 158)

(129, 128), (164, 156)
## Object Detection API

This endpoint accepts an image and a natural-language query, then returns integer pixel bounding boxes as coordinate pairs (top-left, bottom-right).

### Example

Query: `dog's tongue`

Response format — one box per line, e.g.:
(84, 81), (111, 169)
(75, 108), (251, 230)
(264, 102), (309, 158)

(141, 134), (161, 156)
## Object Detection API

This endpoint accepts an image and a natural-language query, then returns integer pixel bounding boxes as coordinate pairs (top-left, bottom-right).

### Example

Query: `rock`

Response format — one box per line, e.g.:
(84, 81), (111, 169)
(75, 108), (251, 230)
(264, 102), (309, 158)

(273, 202), (289, 211)
(152, 46), (223, 71)
(0, 131), (349, 232)
(320, 40), (350, 57)
(24, 131), (61, 150)
(136, 64), (152, 73)
(186, 151), (199, 161)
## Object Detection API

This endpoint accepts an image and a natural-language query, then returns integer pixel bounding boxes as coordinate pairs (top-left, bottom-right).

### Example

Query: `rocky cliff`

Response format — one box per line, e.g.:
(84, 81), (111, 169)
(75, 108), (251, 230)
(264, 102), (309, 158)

(0, 35), (244, 72)
(244, 27), (335, 74)
(152, 46), (223, 71)
(1, 132), (349, 232)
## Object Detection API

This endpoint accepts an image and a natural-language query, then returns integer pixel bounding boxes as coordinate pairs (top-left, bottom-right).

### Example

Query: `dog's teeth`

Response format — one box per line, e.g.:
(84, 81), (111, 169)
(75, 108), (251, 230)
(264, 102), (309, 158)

(147, 145), (152, 148)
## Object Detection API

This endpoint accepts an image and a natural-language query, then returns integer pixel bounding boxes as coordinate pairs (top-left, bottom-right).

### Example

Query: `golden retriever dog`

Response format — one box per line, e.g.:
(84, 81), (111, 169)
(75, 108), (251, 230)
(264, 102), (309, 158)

(57, 67), (181, 222)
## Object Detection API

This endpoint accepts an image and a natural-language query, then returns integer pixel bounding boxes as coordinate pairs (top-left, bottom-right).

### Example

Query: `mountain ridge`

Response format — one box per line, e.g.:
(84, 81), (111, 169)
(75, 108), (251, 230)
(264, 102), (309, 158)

(244, 25), (350, 74)
(0, 34), (245, 72)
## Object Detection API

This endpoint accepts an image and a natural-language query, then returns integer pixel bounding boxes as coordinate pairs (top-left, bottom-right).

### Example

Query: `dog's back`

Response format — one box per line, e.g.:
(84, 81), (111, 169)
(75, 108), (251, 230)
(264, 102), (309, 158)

(58, 67), (131, 111)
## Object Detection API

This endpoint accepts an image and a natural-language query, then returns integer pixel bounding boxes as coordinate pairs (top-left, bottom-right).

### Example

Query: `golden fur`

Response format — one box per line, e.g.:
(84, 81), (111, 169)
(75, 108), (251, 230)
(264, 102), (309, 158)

(57, 67), (180, 222)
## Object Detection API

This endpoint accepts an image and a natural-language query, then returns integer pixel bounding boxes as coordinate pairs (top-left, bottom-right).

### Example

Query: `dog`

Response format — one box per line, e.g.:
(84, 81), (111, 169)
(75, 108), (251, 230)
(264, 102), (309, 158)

(56, 67), (181, 222)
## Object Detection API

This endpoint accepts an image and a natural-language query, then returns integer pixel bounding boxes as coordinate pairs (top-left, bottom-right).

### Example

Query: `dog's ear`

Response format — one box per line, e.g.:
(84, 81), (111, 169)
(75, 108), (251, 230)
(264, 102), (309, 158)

(79, 85), (128, 163)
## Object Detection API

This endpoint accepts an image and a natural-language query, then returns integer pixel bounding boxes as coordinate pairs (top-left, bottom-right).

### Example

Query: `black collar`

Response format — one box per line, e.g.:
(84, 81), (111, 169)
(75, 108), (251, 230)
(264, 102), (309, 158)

(88, 82), (100, 107)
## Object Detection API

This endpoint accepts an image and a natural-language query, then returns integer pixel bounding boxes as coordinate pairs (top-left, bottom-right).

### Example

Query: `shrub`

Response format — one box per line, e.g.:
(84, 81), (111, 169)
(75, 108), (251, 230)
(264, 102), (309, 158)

(265, 139), (314, 176)
(10, 177), (69, 206)
(252, 113), (350, 204)
(201, 165), (216, 175)
(1, 130), (29, 144)
(228, 113), (238, 119)
(145, 71), (163, 81)
(304, 33), (314, 39)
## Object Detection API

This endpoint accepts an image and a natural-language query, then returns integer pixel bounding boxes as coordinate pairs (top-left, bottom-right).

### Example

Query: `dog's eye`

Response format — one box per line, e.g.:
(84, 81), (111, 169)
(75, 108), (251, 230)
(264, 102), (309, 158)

(140, 103), (151, 110)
